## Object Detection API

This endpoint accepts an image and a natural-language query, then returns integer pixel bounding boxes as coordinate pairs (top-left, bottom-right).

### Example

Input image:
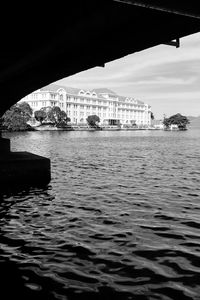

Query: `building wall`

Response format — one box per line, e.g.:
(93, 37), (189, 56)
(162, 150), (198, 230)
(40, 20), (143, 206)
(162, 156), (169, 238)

(19, 85), (151, 126)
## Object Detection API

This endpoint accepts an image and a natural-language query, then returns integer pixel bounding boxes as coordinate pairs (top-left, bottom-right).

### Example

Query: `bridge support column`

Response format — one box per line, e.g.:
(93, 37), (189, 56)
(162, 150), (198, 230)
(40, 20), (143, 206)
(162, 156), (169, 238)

(0, 137), (51, 186)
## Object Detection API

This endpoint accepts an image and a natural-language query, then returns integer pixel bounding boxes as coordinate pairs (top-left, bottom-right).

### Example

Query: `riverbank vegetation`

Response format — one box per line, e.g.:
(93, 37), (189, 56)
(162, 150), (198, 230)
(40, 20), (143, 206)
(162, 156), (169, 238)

(86, 115), (100, 128)
(1, 103), (191, 133)
(163, 113), (190, 130)
(34, 107), (71, 127)
(1, 102), (33, 131)
(1, 103), (71, 132)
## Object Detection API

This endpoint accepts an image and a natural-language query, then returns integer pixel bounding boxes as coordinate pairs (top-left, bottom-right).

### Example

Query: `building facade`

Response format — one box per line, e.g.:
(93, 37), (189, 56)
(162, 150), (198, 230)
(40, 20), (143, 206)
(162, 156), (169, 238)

(19, 84), (151, 126)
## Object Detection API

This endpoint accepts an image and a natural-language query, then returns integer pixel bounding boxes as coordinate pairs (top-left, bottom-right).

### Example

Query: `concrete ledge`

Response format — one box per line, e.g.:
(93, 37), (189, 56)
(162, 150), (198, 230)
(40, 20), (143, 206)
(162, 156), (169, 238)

(0, 151), (51, 185)
(0, 138), (11, 154)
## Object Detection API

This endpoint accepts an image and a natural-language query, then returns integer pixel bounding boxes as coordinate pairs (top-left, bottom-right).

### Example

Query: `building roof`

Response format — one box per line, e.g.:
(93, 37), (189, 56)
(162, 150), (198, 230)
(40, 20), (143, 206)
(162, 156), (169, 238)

(39, 83), (146, 105)
(137, 100), (144, 105)
(118, 95), (126, 102)
(40, 83), (60, 92)
(40, 84), (81, 95)
(91, 88), (117, 95)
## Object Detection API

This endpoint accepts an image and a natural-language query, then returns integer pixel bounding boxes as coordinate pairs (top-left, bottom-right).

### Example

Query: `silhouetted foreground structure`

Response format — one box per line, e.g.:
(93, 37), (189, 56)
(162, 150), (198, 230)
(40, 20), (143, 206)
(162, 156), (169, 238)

(0, 138), (50, 186)
(0, 1), (200, 184)
(1, 1), (200, 115)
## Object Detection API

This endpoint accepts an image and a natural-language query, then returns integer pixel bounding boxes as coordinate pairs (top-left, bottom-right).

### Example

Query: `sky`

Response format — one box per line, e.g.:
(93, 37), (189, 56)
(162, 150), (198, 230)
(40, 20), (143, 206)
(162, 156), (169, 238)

(55, 32), (200, 120)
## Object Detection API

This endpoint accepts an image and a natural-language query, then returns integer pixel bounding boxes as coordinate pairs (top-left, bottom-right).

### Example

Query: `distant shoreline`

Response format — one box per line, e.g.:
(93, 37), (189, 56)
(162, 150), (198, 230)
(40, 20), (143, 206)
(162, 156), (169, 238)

(1, 125), (162, 133)
(33, 125), (162, 132)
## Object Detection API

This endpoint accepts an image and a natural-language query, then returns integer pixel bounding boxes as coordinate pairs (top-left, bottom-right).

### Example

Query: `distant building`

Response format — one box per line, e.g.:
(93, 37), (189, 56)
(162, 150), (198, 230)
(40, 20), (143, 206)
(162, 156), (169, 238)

(19, 84), (151, 126)
(151, 119), (164, 129)
(167, 124), (179, 130)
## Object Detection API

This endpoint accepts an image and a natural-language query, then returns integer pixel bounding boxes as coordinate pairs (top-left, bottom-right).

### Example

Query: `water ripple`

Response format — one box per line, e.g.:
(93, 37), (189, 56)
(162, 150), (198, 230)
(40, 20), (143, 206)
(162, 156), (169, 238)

(1, 130), (200, 299)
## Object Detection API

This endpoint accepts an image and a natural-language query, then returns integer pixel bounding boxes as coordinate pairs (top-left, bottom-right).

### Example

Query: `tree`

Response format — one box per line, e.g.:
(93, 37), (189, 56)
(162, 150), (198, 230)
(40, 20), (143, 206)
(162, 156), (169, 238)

(34, 110), (47, 124)
(163, 113), (190, 130)
(163, 116), (170, 129)
(2, 103), (33, 131)
(34, 106), (70, 127)
(56, 112), (71, 127)
(18, 102), (33, 120)
(47, 106), (69, 126)
(151, 112), (155, 120)
(130, 119), (136, 127)
(86, 115), (100, 127)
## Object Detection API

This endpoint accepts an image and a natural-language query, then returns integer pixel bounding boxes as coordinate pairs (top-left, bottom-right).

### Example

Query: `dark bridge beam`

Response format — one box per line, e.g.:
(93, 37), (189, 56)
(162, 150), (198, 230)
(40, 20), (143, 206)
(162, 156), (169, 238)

(0, 1), (200, 116)
(114, 0), (200, 19)
(165, 38), (180, 48)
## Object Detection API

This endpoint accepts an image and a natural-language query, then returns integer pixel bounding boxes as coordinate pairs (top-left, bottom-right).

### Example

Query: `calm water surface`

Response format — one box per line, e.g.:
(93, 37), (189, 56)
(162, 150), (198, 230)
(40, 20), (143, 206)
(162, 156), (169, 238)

(1, 130), (200, 299)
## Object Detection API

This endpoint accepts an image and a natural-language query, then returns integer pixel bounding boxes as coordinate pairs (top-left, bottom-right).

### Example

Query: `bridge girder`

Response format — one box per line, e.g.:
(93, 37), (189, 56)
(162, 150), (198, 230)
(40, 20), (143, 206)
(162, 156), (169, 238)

(0, 1), (200, 115)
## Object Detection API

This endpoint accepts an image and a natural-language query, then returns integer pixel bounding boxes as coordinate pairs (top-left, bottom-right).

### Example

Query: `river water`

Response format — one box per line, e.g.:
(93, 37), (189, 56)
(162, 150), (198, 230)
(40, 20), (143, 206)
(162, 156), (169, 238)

(1, 129), (200, 300)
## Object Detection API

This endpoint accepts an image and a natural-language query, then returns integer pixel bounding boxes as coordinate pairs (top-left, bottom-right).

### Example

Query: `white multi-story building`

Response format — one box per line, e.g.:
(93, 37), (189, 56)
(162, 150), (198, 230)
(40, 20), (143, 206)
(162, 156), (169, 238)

(19, 84), (151, 126)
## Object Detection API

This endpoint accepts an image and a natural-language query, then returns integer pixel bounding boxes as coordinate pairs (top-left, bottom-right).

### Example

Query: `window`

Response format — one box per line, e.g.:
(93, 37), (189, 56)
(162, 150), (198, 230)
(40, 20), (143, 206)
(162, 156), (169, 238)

(32, 94), (38, 99)
(79, 90), (85, 95)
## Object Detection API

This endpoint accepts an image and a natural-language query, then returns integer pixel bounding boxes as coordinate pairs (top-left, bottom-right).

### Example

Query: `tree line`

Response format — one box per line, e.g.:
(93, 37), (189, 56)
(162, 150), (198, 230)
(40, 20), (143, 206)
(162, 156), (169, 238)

(0, 102), (101, 131)
(0, 103), (71, 131)
(0, 102), (190, 132)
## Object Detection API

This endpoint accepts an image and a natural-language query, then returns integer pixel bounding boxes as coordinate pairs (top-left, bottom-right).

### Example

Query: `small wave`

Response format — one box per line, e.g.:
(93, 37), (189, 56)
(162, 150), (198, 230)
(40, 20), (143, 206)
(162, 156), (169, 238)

(182, 221), (200, 229)
(77, 206), (102, 214)
(154, 232), (186, 240)
(2, 130), (200, 299)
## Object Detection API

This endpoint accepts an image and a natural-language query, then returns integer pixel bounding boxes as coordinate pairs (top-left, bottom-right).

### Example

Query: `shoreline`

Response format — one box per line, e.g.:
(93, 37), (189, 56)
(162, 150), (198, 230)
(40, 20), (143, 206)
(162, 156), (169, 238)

(3, 125), (192, 132)
(33, 126), (162, 132)
(1, 126), (163, 133)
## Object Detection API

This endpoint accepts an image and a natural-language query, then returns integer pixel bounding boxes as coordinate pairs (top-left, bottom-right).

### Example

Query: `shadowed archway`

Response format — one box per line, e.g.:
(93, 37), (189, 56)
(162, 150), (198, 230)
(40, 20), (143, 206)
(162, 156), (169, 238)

(0, 1), (200, 116)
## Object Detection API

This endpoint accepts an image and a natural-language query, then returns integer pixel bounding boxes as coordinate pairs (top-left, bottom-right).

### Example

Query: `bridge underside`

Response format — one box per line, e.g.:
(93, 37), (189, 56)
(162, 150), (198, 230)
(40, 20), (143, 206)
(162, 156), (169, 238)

(0, 1), (200, 115)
